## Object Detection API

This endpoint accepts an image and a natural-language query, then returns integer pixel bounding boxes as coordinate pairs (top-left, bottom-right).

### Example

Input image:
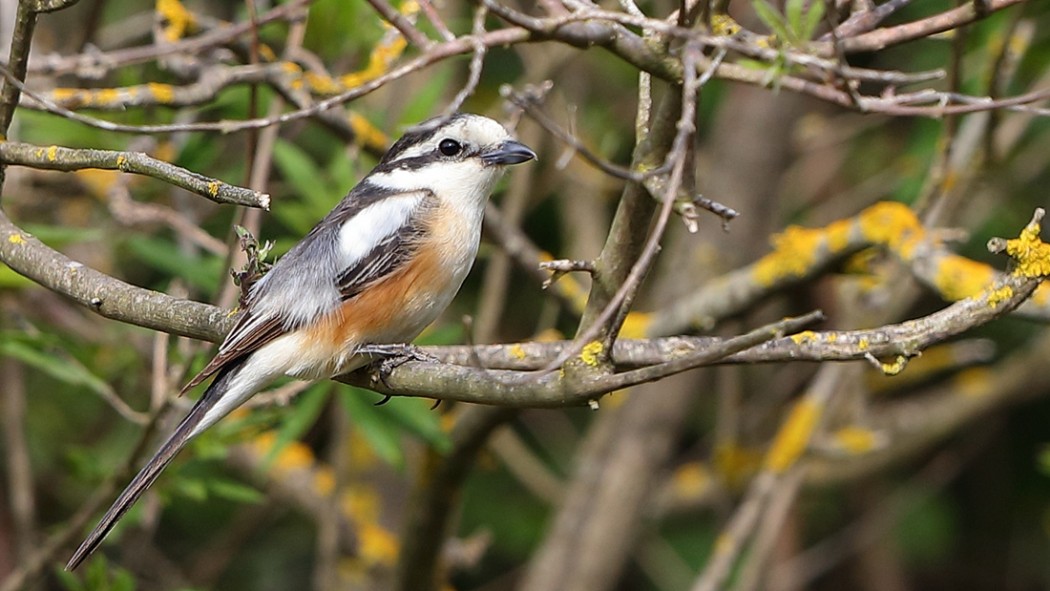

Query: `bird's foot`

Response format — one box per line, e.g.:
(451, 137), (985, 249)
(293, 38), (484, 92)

(360, 344), (440, 401)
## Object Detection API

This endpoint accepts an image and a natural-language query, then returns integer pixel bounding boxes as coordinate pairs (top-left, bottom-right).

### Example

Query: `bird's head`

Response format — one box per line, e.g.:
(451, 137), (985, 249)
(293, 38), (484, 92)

(368, 113), (536, 205)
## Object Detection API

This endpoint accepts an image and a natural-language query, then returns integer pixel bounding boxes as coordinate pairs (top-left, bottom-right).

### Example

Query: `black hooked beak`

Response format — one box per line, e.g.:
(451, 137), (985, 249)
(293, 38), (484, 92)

(482, 140), (536, 166)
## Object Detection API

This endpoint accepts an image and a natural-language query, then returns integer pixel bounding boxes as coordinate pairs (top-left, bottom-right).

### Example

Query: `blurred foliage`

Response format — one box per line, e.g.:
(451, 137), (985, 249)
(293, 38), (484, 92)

(1, 0), (1050, 590)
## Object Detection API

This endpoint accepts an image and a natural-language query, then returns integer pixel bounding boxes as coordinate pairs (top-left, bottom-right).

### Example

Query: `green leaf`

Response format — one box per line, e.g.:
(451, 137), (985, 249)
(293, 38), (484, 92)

(0, 263), (33, 289)
(379, 398), (451, 453)
(174, 476), (209, 502)
(802, 0), (826, 42)
(272, 140), (337, 234)
(786, 0), (804, 42)
(207, 476), (265, 505)
(0, 339), (113, 398)
(124, 236), (222, 292)
(752, 0), (790, 42)
(338, 387), (406, 467)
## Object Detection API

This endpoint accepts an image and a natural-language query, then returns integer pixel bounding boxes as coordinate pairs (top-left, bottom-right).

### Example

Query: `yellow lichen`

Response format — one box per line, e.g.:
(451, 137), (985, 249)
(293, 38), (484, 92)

(618, 311), (651, 339)
(580, 341), (604, 367)
(986, 285), (1014, 308)
(879, 355), (908, 376)
(764, 399), (821, 473)
(933, 254), (995, 301)
(954, 367), (992, 398)
(357, 522), (399, 566)
(341, 36), (408, 88)
(46, 145), (58, 162)
(714, 443), (761, 489)
(156, 0), (195, 41)
(790, 330), (817, 345)
(825, 218), (853, 253)
(8, 233), (24, 244)
(752, 225), (824, 285)
(313, 467), (335, 496)
(830, 426), (879, 454)
(348, 112), (390, 152)
(857, 201), (923, 260)
(208, 181), (220, 197)
(509, 343), (527, 360)
(1005, 215), (1050, 278)
(671, 462), (711, 498)
(96, 88), (121, 105)
(305, 71), (344, 95)
(51, 88), (79, 103)
(147, 82), (176, 103)
(1032, 283), (1050, 307)
(711, 13), (742, 36)
(858, 337), (869, 350)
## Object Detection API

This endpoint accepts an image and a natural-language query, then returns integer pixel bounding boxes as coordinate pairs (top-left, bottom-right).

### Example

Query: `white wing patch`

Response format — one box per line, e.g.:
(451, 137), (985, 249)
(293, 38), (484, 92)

(339, 193), (424, 268)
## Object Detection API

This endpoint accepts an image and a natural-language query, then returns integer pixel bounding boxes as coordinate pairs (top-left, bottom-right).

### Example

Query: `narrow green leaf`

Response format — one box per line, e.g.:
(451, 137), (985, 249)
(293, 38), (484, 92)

(207, 476), (265, 505)
(0, 340), (113, 398)
(802, 0), (826, 42)
(338, 387), (405, 467)
(263, 384), (331, 468)
(751, 0), (791, 42)
(786, 0), (804, 43)
(376, 397), (451, 453)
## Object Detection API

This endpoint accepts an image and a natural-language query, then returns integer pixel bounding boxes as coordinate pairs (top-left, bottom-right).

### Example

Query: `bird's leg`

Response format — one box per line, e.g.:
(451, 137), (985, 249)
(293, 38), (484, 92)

(359, 344), (441, 400)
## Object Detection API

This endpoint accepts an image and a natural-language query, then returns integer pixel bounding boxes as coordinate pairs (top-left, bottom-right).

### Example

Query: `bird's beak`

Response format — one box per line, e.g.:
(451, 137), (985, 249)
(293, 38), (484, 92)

(482, 140), (537, 166)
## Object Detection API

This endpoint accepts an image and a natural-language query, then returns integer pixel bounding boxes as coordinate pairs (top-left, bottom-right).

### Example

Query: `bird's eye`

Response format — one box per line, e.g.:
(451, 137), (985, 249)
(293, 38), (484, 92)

(438, 138), (462, 156)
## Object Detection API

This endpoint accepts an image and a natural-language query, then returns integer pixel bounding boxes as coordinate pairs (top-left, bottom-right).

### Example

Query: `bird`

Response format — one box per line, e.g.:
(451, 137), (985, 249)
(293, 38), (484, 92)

(66, 113), (536, 570)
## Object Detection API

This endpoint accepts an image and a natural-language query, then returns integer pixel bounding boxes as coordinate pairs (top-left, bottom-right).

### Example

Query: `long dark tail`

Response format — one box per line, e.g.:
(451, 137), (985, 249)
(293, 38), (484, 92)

(66, 363), (243, 570)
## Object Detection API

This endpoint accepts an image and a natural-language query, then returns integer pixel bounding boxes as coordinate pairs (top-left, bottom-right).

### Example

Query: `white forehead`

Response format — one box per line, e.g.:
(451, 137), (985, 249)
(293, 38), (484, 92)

(440, 115), (512, 146)
(395, 115), (512, 161)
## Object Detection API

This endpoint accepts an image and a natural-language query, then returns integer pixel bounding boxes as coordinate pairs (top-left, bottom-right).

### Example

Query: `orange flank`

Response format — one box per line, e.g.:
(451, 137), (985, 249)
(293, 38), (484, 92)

(307, 244), (449, 351)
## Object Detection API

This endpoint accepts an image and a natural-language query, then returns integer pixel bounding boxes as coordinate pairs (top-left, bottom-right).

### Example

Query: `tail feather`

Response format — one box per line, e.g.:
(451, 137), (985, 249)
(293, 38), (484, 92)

(66, 363), (243, 571)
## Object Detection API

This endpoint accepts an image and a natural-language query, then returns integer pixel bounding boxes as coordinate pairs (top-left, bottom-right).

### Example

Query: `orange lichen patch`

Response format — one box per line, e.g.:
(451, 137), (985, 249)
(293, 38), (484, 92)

(156, 0), (195, 41)
(46, 145), (58, 161)
(857, 201), (923, 260)
(830, 426), (879, 454)
(933, 254), (995, 301)
(7, 233), (25, 245)
(618, 311), (651, 339)
(146, 82), (176, 104)
(764, 398), (821, 473)
(671, 462), (712, 498)
(954, 367), (992, 398)
(1005, 215), (1050, 278)
(752, 225), (824, 285)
